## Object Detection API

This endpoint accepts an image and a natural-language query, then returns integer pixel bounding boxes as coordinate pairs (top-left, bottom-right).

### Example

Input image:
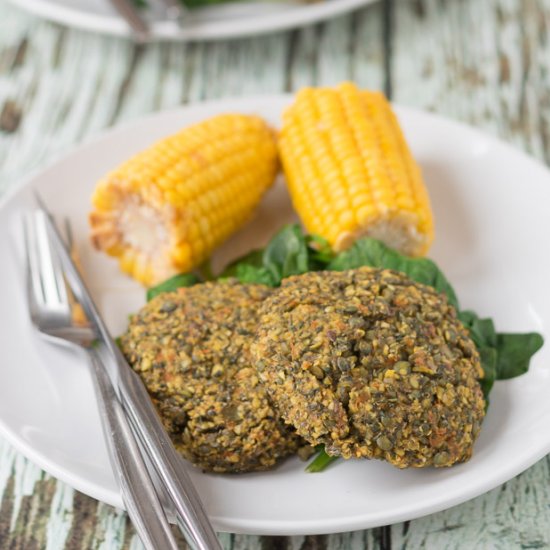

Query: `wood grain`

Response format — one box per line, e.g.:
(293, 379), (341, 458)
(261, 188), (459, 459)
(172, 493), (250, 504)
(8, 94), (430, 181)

(391, 0), (550, 547)
(1, 0), (550, 547)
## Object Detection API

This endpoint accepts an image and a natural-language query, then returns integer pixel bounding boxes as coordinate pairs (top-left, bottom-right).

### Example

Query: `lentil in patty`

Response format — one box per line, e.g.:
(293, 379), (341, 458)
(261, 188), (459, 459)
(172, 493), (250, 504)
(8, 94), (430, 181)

(252, 267), (485, 468)
(121, 280), (303, 473)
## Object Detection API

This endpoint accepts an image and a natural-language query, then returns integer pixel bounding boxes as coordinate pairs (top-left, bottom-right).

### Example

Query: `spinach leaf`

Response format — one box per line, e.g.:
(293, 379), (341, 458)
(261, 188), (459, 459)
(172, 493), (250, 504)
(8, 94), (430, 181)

(458, 311), (498, 349)
(233, 264), (276, 286)
(458, 310), (544, 401)
(328, 239), (459, 309)
(306, 234), (335, 269)
(495, 332), (544, 380)
(146, 273), (200, 301)
(305, 449), (339, 473)
(477, 347), (498, 401)
(221, 249), (264, 279)
(262, 224), (310, 282)
(220, 224), (313, 287)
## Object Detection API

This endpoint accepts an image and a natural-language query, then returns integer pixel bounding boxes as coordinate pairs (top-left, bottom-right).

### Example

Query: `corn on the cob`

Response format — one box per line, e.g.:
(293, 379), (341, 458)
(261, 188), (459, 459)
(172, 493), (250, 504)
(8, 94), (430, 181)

(89, 114), (278, 286)
(278, 82), (434, 256)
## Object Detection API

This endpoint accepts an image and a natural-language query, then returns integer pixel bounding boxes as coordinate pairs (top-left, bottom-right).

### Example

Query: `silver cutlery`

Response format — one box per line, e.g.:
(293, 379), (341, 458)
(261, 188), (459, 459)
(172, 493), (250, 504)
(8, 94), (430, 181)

(109, 0), (186, 42)
(109, 0), (151, 42)
(23, 210), (180, 550)
(24, 204), (222, 550)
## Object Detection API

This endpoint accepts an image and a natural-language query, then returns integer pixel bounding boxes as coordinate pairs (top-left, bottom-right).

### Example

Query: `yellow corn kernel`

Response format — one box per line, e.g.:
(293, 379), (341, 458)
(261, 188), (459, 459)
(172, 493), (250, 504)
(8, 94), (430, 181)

(278, 82), (434, 256)
(90, 114), (278, 286)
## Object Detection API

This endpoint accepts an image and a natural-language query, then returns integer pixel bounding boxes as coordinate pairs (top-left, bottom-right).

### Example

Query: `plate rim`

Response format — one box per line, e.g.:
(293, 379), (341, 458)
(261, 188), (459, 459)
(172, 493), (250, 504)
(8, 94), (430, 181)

(5, 0), (377, 41)
(2, 94), (550, 535)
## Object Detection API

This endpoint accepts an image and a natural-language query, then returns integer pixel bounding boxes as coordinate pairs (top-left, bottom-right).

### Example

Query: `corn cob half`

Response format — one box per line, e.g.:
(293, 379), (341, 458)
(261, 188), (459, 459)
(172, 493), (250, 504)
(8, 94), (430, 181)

(278, 82), (434, 256)
(89, 114), (278, 286)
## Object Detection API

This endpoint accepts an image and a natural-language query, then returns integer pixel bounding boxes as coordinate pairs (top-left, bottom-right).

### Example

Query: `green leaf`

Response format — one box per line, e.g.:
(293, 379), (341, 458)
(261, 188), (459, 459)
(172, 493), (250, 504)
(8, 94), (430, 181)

(262, 224), (310, 283)
(458, 311), (498, 349)
(220, 249), (264, 279)
(495, 332), (544, 380)
(328, 237), (387, 270)
(146, 273), (200, 301)
(458, 310), (543, 401)
(219, 225), (311, 287)
(328, 238), (459, 309)
(477, 346), (498, 404)
(458, 310), (498, 403)
(306, 234), (335, 268)
(234, 264), (276, 286)
(305, 449), (340, 473)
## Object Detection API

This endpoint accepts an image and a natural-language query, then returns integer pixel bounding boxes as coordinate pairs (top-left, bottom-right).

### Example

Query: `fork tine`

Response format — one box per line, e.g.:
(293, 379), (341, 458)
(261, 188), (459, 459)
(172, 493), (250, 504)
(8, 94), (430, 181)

(64, 218), (73, 249)
(22, 212), (45, 311)
(32, 194), (71, 310)
(34, 211), (69, 309)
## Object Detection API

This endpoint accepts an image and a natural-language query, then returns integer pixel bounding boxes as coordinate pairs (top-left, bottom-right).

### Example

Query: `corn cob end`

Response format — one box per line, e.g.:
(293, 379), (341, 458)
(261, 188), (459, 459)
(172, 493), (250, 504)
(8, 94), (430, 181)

(89, 114), (278, 286)
(279, 82), (434, 258)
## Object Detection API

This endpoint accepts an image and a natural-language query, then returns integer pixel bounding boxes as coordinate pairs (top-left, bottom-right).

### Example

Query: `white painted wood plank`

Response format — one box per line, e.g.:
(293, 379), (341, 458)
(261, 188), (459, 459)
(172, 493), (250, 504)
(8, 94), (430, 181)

(352, 4), (386, 90)
(94, 502), (127, 550)
(393, 0), (550, 159)
(0, 438), (18, 505)
(289, 7), (385, 92)
(186, 34), (290, 100)
(45, 483), (74, 550)
(392, 0), (550, 545)
(9, 453), (45, 531)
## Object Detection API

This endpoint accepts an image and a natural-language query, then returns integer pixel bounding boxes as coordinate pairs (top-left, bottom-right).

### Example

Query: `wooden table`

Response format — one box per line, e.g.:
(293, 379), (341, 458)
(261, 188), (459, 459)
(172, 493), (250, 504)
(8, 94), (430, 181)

(1, 0), (550, 547)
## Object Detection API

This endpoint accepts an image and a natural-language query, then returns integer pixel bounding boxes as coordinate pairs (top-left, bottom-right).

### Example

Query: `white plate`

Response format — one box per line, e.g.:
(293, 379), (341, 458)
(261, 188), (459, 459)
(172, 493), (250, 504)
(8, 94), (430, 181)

(7, 0), (376, 41)
(1, 95), (550, 536)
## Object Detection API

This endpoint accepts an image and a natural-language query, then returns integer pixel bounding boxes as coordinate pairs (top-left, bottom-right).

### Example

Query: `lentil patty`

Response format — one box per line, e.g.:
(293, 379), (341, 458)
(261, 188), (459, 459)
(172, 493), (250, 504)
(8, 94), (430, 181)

(121, 280), (302, 473)
(252, 267), (485, 468)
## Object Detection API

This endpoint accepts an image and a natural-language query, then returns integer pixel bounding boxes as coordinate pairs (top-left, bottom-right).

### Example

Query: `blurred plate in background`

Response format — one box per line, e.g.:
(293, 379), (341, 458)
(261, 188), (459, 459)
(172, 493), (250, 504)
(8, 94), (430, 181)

(6, 0), (377, 41)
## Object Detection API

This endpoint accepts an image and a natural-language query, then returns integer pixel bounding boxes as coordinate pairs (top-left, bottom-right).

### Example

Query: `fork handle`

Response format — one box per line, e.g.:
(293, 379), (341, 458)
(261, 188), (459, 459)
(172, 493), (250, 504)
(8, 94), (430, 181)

(88, 349), (180, 550)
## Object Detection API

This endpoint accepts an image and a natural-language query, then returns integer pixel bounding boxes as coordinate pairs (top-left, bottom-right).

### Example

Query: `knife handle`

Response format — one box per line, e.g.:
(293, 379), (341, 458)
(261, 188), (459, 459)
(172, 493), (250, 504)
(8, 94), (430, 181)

(108, 345), (222, 550)
(88, 349), (180, 550)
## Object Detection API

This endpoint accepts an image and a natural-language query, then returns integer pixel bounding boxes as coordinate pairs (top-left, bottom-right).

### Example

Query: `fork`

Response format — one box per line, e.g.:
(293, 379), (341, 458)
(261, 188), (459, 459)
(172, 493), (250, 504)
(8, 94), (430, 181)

(33, 198), (222, 550)
(23, 210), (182, 550)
